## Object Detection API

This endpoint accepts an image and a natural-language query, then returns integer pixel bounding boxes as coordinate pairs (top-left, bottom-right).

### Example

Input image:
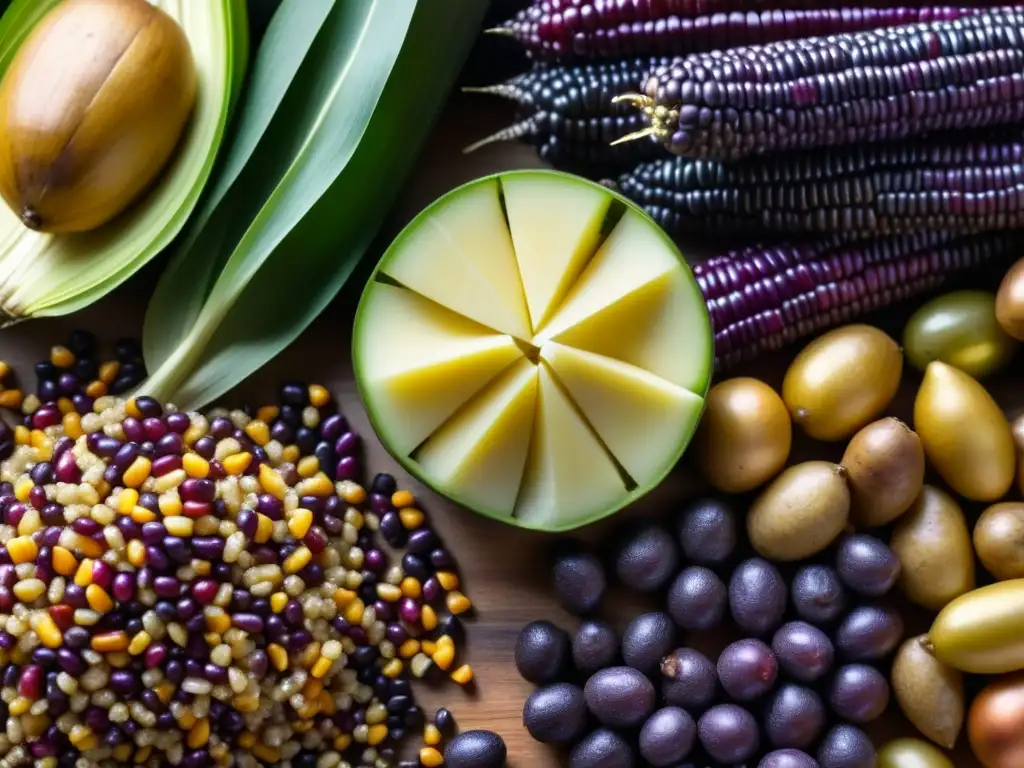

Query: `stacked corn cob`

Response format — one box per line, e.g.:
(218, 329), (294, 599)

(467, 3), (1024, 367)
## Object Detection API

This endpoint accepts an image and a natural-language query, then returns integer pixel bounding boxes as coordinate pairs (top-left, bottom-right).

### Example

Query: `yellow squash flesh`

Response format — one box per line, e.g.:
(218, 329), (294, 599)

(0, 0), (197, 233)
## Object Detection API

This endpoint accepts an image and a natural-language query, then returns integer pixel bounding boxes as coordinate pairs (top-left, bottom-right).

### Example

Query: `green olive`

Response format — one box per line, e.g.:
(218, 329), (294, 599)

(877, 738), (955, 768)
(904, 290), (1018, 379)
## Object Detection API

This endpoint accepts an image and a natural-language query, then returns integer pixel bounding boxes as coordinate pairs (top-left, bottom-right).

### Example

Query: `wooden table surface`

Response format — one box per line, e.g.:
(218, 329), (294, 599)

(0, 91), (998, 766)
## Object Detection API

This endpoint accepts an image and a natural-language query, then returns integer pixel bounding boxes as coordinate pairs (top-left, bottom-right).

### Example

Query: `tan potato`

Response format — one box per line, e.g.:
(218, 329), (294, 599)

(975, 503), (1024, 581)
(841, 417), (925, 528)
(891, 635), (964, 749)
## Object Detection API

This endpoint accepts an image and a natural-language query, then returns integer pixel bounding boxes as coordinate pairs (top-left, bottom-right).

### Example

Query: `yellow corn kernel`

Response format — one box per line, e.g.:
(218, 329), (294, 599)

(61, 412), (84, 439)
(222, 452), (252, 475)
(366, 724), (388, 746)
(251, 745), (280, 763)
(333, 588), (356, 608)
(183, 424), (205, 446)
(303, 678), (324, 700)
(436, 635), (454, 649)
(116, 489), (139, 515)
(399, 639), (420, 658)
(237, 732), (257, 749)
(451, 664), (474, 685)
(8, 697), (30, 716)
(177, 710), (197, 729)
(13, 425), (29, 445)
(130, 505), (157, 524)
(128, 632), (152, 655)
(420, 605), (438, 632)
(376, 584), (402, 602)
(310, 656), (333, 679)
(50, 346), (74, 368)
(342, 598), (365, 625)
(318, 690), (335, 715)
(436, 571), (459, 591)
(86, 585), (114, 613)
(390, 490), (415, 509)
(51, 546), (77, 576)
(74, 534), (103, 559)
(399, 508), (424, 529)
(205, 612), (231, 634)
(187, 718), (211, 748)
(268, 644), (289, 672)
(98, 361), (120, 384)
(432, 644), (454, 671)
(244, 420), (270, 447)
(91, 631), (129, 653)
(155, 682), (174, 703)
(287, 508), (314, 538)
(296, 456), (319, 478)
(14, 477), (32, 502)
(297, 700), (320, 720)
(182, 453), (210, 478)
(419, 747), (444, 768)
(163, 516), (194, 537)
(234, 695), (261, 714)
(203, 632), (221, 647)
(256, 405), (279, 423)
(124, 398), (142, 419)
(281, 445), (300, 463)
(31, 613), (62, 649)
(381, 659), (403, 679)
(339, 482), (366, 505)
(254, 514), (274, 544)
(126, 540), (146, 567)
(0, 389), (22, 409)
(159, 495), (183, 519)
(0, 361), (8, 380)
(424, 724), (442, 746)
(270, 592), (289, 613)
(401, 577), (422, 600)
(258, 464), (287, 500)
(122, 457), (151, 488)
(305, 472), (335, 496)
(308, 384), (330, 408)
(7, 536), (37, 564)
(446, 591), (472, 615)
(283, 547), (312, 574)
(85, 381), (107, 398)
(57, 398), (75, 415)
(74, 559), (94, 587)
(333, 735), (352, 752)
(112, 745), (133, 763)
(420, 640), (437, 656)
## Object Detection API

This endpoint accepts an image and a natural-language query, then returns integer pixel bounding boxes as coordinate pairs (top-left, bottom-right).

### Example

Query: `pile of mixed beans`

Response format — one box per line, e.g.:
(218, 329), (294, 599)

(0, 332), (480, 768)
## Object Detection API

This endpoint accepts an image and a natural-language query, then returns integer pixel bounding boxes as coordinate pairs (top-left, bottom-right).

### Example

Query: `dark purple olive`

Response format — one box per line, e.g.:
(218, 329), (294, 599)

(759, 749), (820, 768)
(573, 620), (618, 676)
(570, 729), (635, 768)
(835, 534), (901, 597)
(667, 566), (727, 631)
(764, 684), (826, 750)
(697, 703), (760, 764)
(553, 551), (606, 615)
(771, 621), (834, 682)
(639, 707), (696, 766)
(584, 667), (656, 728)
(676, 497), (736, 565)
(828, 664), (890, 724)
(817, 725), (876, 768)
(729, 558), (787, 635)
(515, 620), (570, 684)
(522, 683), (587, 744)
(616, 524), (679, 592)
(791, 565), (847, 625)
(717, 638), (778, 701)
(621, 612), (676, 675)
(445, 730), (507, 768)
(660, 647), (718, 714)
(835, 604), (904, 660)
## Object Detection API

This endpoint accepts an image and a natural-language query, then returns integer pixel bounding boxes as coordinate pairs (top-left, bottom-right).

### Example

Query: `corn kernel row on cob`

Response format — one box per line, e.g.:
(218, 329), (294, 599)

(620, 9), (1024, 160)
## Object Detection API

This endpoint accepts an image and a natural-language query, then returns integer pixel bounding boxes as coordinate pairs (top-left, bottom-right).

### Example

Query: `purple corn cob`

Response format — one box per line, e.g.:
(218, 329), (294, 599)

(497, 2), (986, 60)
(621, 9), (1024, 161)
(700, 231), (1024, 370)
(615, 133), (1024, 237)
(464, 58), (668, 170)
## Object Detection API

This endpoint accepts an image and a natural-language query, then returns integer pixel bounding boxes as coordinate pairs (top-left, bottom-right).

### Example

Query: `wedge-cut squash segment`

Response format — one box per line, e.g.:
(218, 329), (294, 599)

(380, 178), (532, 339)
(515, 365), (628, 530)
(547, 269), (713, 393)
(534, 208), (679, 345)
(502, 173), (611, 332)
(356, 283), (522, 454)
(540, 342), (704, 485)
(415, 358), (538, 517)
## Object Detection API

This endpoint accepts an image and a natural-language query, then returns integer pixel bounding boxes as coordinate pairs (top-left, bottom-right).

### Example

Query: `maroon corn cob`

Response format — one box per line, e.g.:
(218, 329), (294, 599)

(623, 9), (1024, 161)
(498, 3), (986, 60)
(701, 231), (1024, 370)
(615, 133), (1024, 238)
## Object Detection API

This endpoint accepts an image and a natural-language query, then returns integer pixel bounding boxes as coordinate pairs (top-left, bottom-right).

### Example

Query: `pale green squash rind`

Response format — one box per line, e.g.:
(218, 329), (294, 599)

(352, 169), (714, 533)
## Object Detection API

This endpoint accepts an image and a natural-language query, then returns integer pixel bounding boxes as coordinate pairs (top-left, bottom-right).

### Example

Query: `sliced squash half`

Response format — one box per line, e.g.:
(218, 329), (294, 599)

(353, 170), (712, 532)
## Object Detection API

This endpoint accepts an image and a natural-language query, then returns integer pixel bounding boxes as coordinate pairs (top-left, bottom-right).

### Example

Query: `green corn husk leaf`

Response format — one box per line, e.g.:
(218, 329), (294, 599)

(141, 0), (488, 410)
(0, 0), (248, 324)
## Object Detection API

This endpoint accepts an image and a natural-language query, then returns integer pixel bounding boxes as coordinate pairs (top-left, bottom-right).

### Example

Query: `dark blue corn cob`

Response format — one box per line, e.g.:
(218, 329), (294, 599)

(620, 9), (1024, 160)
(701, 231), (1024, 370)
(464, 58), (668, 170)
(615, 133), (1024, 237)
(498, 1), (987, 61)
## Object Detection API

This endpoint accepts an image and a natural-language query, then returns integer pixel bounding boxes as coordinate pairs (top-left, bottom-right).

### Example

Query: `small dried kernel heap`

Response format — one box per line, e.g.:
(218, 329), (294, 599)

(0, 339), (475, 768)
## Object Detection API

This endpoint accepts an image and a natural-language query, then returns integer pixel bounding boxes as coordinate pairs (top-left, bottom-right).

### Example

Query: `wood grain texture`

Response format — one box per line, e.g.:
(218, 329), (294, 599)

(0, 94), (997, 766)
